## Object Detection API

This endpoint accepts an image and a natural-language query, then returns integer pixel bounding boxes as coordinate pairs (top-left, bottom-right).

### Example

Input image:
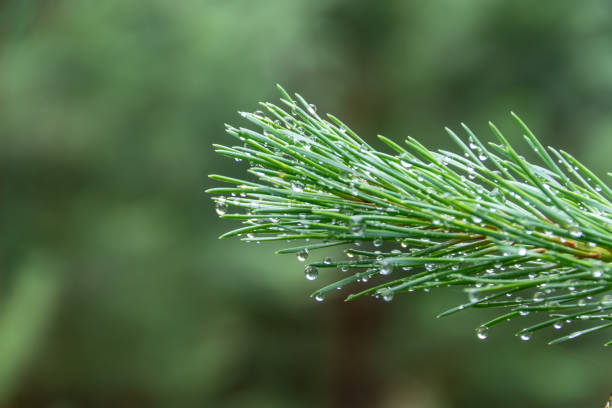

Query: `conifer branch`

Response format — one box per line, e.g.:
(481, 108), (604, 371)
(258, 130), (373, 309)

(207, 85), (612, 344)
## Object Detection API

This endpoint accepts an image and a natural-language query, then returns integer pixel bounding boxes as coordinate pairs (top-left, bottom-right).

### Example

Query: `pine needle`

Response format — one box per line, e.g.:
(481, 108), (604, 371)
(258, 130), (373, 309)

(208, 85), (612, 344)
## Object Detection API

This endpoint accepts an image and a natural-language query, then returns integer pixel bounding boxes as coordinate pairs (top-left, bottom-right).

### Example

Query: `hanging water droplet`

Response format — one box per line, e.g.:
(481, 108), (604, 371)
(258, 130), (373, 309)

(323, 257), (332, 265)
(533, 292), (545, 302)
(577, 298), (587, 307)
(373, 238), (383, 247)
(472, 216), (482, 223)
(349, 215), (365, 236)
(379, 260), (393, 276)
(476, 327), (489, 340)
(592, 269), (603, 278)
(340, 265), (349, 273)
(553, 322), (563, 330)
(520, 332), (531, 341)
(308, 104), (317, 114)
(517, 247), (527, 256)
(314, 293), (324, 302)
(297, 249), (309, 262)
(468, 290), (480, 303)
(382, 289), (394, 302)
(478, 154), (487, 161)
(519, 310), (530, 316)
(304, 265), (318, 280)
(601, 295), (612, 305)
(215, 200), (228, 216)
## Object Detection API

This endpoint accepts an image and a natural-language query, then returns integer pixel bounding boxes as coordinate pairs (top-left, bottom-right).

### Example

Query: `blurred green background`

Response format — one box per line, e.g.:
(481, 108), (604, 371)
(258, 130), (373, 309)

(1, 0), (611, 407)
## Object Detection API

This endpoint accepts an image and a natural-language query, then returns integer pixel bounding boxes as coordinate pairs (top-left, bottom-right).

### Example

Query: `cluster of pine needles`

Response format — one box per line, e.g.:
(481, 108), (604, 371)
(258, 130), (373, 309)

(208, 85), (612, 345)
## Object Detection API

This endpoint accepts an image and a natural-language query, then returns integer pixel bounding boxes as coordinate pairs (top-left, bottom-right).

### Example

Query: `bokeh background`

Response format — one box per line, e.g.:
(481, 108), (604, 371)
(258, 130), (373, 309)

(1, 0), (611, 407)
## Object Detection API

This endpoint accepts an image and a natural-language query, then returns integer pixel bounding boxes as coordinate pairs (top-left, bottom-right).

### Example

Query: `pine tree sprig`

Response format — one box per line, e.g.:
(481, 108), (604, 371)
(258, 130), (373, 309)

(208, 85), (612, 344)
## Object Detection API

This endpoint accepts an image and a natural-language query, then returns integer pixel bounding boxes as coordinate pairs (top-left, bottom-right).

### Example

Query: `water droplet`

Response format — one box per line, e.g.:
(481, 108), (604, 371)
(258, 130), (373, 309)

(297, 249), (309, 262)
(340, 265), (349, 273)
(382, 289), (394, 302)
(601, 295), (612, 305)
(476, 327), (489, 340)
(323, 257), (332, 265)
(215, 201), (228, 216)
(472, 216), (482, 224)
(517, 247), (527, 256)
(520, 332), (531, 341)
(305, 265), (318, 280)
(379, 260), (393, 276)
(373, 238), (383, 247)
(592, 270), (603, 278)
(314, 294), (324, 302)
(478, 154), (487, 161)
(533, 292), (545, 302)
(349, 216), (365, 236)
(577, 298), (587, 307)
(553, 322), (563, 330)
(400, 159), (412, 168)
(291, 182), (304, 193)
(519, 310), (530, 316)
(308, 104), (317, 114)
(569, 229), (583, 238)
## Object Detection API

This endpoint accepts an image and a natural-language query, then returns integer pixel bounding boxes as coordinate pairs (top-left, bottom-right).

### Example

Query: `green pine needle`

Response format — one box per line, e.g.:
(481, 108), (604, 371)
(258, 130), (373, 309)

(208, 85), (612, 345)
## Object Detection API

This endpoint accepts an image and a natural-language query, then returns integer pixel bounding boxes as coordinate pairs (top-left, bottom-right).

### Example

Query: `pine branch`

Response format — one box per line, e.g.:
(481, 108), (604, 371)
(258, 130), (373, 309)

(207, 85), (612, 345)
